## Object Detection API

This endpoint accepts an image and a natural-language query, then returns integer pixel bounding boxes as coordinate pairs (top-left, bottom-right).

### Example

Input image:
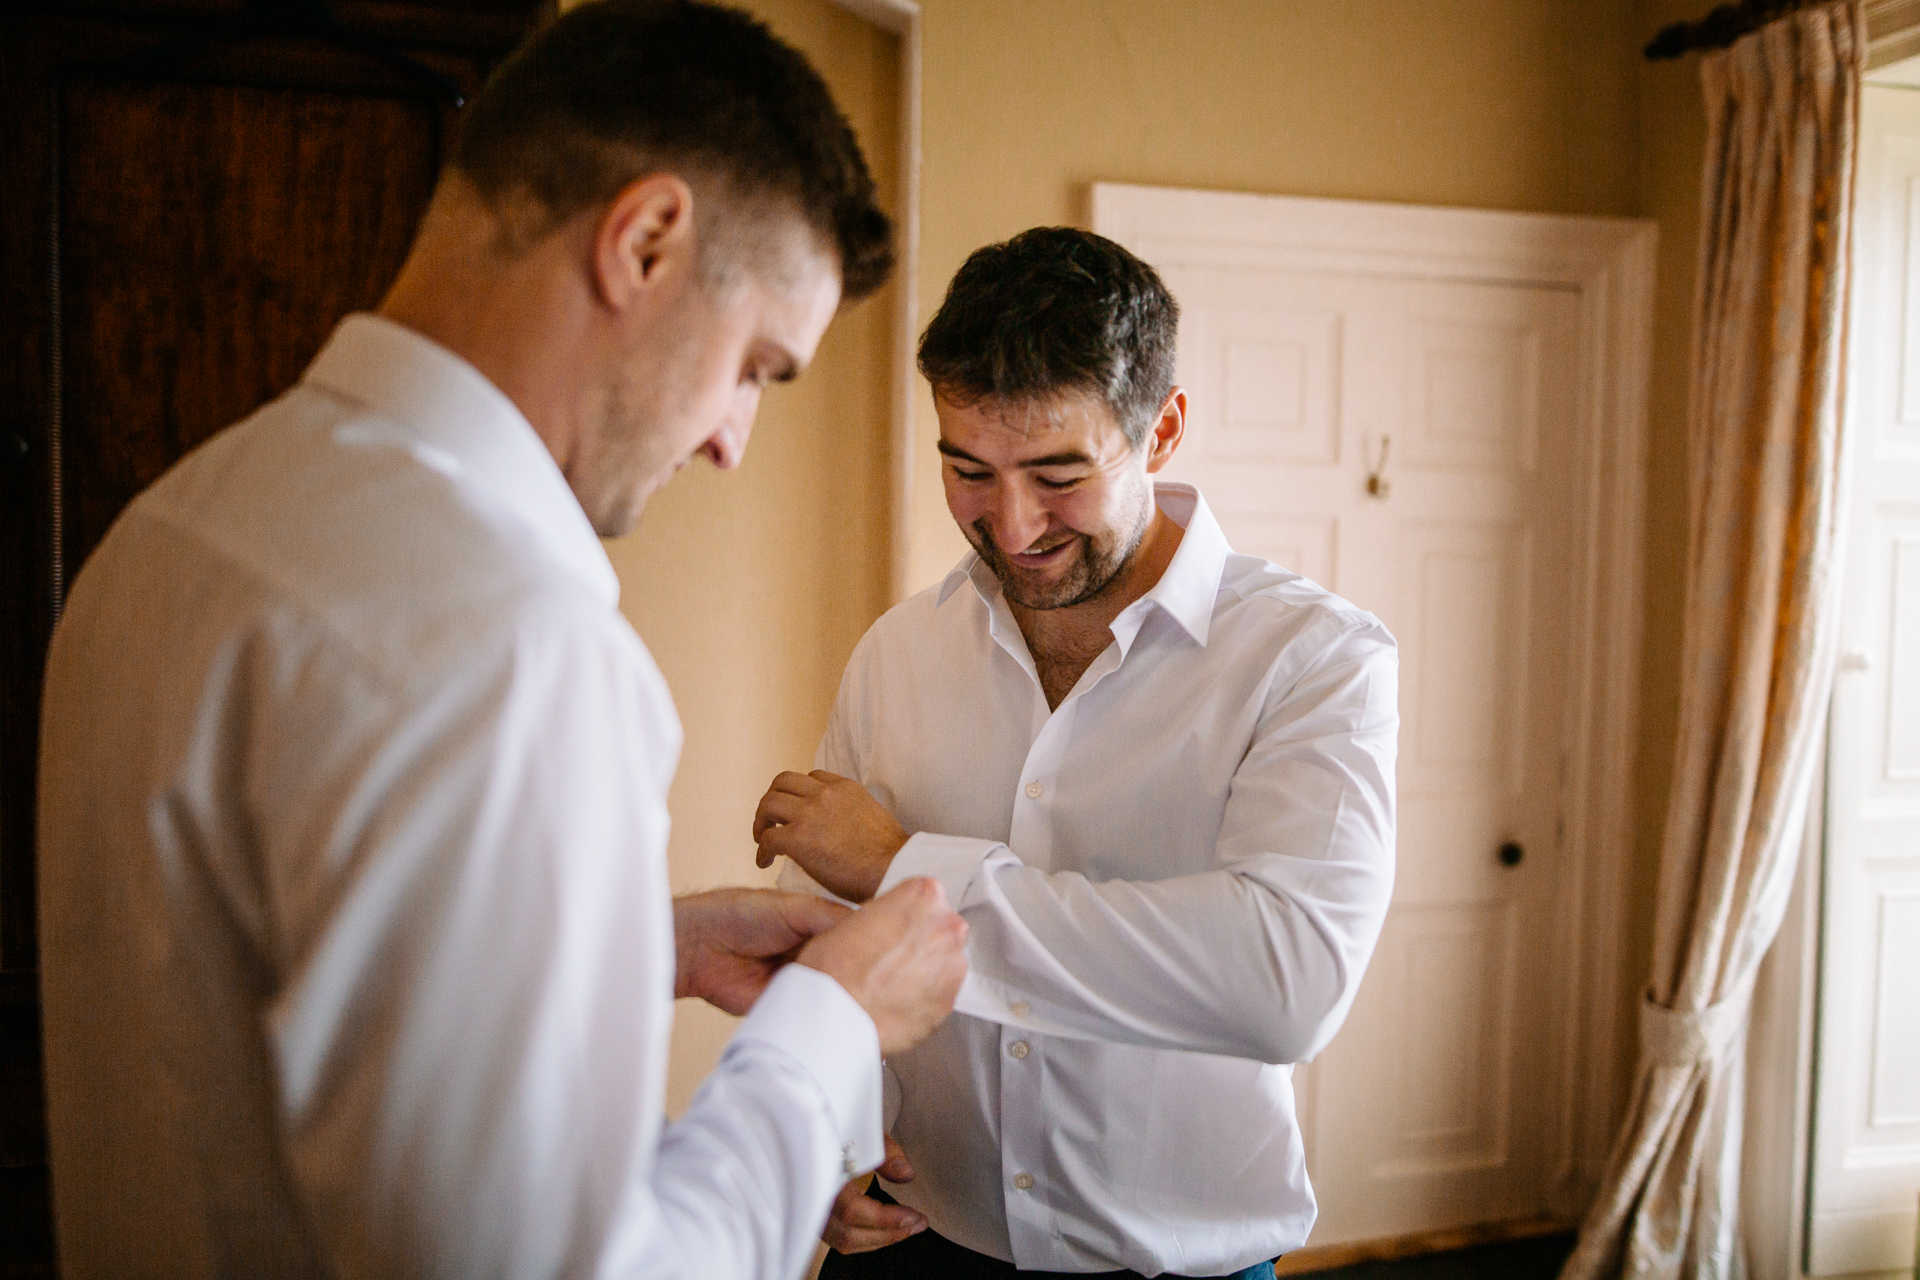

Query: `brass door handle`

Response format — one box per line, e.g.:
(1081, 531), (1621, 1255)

(1366, 435), (1392, 498)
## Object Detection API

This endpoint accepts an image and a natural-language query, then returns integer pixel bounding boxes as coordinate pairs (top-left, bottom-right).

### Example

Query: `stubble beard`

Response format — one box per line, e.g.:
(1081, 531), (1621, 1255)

(587, 346), (697, 539)
(968, 496), (1153, 612)
(579, 378), (653, 538)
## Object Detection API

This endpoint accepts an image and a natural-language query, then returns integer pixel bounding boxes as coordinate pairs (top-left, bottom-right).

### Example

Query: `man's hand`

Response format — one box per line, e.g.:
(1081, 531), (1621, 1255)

(673, 888), (852, 1016)
(796, 877), (967, 1055)
(824, 1135), (924, 1254)
(753, 770), (909, 902)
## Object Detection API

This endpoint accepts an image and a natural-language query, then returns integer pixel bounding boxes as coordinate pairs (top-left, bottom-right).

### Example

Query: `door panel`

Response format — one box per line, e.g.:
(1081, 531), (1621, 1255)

(1383, 900), (1520, 1175)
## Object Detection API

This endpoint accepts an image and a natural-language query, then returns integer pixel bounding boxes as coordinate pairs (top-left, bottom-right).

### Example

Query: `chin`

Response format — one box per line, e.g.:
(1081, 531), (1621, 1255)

(1003, 568), (1084, 611)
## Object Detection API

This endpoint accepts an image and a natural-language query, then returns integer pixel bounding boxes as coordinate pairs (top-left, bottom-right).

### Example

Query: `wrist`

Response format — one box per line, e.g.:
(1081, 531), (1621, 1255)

(856, 827), (910, 900)
(670, 895), (699, 1000)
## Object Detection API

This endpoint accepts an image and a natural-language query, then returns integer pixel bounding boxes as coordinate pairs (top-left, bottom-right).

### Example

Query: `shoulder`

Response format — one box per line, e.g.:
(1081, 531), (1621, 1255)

(1210, 552), (1397, 684)
(844, 570), (972, 669)
(120, 385), (663, 710)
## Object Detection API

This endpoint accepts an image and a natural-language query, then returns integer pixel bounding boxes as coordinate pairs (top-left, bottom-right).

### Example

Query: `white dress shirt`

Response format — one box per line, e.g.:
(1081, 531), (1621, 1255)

(38, 314), (882, 1280)
(783, 486), (1397, 1276)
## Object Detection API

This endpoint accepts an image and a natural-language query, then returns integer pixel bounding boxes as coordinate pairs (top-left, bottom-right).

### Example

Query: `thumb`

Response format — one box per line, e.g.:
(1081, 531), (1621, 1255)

(879, 1133), (915, 1183)
(775, 890), (852, 938)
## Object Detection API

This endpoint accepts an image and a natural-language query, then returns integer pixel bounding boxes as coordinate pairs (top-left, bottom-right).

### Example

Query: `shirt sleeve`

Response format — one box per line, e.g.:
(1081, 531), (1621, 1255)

(636, 964), (883, 1280)
(264, 596), (877, 1280)
(872, 617), (1398, 1067)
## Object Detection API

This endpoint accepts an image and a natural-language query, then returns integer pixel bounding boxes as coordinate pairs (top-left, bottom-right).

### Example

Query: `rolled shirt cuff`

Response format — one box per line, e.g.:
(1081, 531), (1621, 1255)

(730, 962), (885, 1175)
(878, 832), (1065, 1035)
(878, 831), (1003, 908)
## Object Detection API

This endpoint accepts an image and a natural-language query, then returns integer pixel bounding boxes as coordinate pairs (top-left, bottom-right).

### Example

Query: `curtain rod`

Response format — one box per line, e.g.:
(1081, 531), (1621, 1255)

(1644, 0), (1823, 58)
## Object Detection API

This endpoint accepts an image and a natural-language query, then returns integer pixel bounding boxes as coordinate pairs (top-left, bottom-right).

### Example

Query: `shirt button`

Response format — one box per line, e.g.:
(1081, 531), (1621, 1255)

(1013, 1173), (1035, 1191)
(1010, 1001), (1031, 1018)
(1025, 781), (1044, 799)
(1009, 1040), (1030, 1060)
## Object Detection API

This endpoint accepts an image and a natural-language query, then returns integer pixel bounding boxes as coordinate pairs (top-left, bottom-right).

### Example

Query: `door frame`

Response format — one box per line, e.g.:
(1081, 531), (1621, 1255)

(1092, 182), (1658, 1220)
(824, 0), (922, 605)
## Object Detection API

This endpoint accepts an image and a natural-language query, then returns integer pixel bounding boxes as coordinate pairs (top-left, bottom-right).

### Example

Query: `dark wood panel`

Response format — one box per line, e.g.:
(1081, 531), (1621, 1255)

(0, 19), (63, 984)
(59, 76), (442, 569)
(1, 6), (546, 1270)
(0, 981), (53, 1280)
(13, 0), (544, 47)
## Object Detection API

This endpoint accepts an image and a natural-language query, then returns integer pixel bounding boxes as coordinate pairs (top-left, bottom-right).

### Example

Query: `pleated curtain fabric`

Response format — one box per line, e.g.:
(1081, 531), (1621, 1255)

(1559, 5), (1864, 1279)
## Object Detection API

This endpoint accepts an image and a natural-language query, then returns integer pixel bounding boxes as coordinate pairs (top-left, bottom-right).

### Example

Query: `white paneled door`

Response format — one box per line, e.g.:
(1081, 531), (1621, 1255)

(1094, 185), (1655, 1247)
(1808, 83), (1920, 1279)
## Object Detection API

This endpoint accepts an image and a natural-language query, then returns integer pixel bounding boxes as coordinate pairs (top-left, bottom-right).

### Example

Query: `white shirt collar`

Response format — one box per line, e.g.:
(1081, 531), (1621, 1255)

(935, 482), (1228, 649)
(303, 313), (620, 607)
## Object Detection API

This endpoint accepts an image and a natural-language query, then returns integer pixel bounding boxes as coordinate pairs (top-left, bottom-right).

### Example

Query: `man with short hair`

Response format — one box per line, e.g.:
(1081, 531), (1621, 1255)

(756, 227), (1399, 1279)
(37, 4), (966, 1278)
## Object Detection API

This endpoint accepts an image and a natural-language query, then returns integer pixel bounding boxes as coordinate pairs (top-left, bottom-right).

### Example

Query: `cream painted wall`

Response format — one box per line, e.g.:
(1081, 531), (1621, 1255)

(598, 0), (900, 1117)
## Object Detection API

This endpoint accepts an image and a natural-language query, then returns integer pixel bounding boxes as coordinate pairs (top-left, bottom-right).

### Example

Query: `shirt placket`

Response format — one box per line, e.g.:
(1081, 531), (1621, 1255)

(1000, 691), (1072, 1267)
(981, 588), (1140, 1270)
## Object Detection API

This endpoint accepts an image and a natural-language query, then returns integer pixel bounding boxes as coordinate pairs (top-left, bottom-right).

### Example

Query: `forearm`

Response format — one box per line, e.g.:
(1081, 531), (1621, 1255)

(886, 836), (1389, 1063)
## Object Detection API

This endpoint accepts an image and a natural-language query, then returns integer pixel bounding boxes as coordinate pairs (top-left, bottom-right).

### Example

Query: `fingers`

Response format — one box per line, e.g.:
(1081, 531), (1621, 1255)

(751, 770), (821, 841)
(771, 890), (851, 938)
(822, 1179), (927, 1254)
(869, 874), (954, 918)
(751, 788), (804, 843)
(879, 1132), (915, 1183)
(752, 817), (803, 871)
(797, 876), (968, 1055)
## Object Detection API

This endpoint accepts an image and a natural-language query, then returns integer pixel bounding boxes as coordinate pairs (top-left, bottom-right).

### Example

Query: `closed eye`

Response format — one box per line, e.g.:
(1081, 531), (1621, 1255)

(745, 349), (801, 388)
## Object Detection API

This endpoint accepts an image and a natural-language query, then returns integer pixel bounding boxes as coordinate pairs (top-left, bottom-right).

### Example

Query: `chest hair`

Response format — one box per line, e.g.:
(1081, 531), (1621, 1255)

(1033, 631), (1119, 711)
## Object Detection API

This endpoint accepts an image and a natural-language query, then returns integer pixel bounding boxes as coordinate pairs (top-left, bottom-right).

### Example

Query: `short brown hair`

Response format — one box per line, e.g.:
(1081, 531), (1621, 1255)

(453, 0), (894, 299)
(918, 228), (1178, 447)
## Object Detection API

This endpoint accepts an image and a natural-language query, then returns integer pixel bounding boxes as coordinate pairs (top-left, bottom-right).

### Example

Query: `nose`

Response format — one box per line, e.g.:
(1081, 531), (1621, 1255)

(987, 482), (1050, 554)
(700, 404), (756, 471)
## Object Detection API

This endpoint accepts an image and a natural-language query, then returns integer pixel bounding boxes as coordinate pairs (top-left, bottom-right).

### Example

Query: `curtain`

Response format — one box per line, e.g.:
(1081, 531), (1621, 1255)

(1560, 5), (1864, 1279)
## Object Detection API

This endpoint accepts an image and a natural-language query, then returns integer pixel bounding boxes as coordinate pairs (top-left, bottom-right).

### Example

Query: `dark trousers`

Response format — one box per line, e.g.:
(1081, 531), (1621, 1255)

(818, 1184), (1279, 1280)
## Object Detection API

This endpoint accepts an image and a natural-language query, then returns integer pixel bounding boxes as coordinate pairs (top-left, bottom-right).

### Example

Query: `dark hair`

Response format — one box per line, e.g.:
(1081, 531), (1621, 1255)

(916, 227), (1178, 446)
(452, 0), (893, 299)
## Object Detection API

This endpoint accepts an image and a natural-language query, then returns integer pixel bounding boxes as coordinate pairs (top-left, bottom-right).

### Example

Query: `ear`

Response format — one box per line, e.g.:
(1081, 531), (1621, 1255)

(592, 173), (698, 313)
(1142, 388), (1187, 473)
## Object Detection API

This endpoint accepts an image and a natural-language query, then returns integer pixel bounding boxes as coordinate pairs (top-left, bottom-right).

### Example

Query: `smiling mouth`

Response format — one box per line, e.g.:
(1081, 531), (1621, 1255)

(1009, 539), (1076, 569)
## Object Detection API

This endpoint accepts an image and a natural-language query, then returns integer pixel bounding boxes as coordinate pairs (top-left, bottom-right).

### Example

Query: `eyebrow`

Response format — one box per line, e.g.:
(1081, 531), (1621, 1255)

(936, 441), (1095, 469)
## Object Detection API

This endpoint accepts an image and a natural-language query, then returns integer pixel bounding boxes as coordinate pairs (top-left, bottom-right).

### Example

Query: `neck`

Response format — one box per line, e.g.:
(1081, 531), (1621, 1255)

(1007, 499), (1184, 670)
(376, 182), (605, 478)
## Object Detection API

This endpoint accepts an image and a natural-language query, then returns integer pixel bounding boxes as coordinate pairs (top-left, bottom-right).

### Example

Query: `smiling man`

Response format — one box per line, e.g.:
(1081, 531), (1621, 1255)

(35, 4), (970, 1279)
(755, 228), (1400, 1279)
